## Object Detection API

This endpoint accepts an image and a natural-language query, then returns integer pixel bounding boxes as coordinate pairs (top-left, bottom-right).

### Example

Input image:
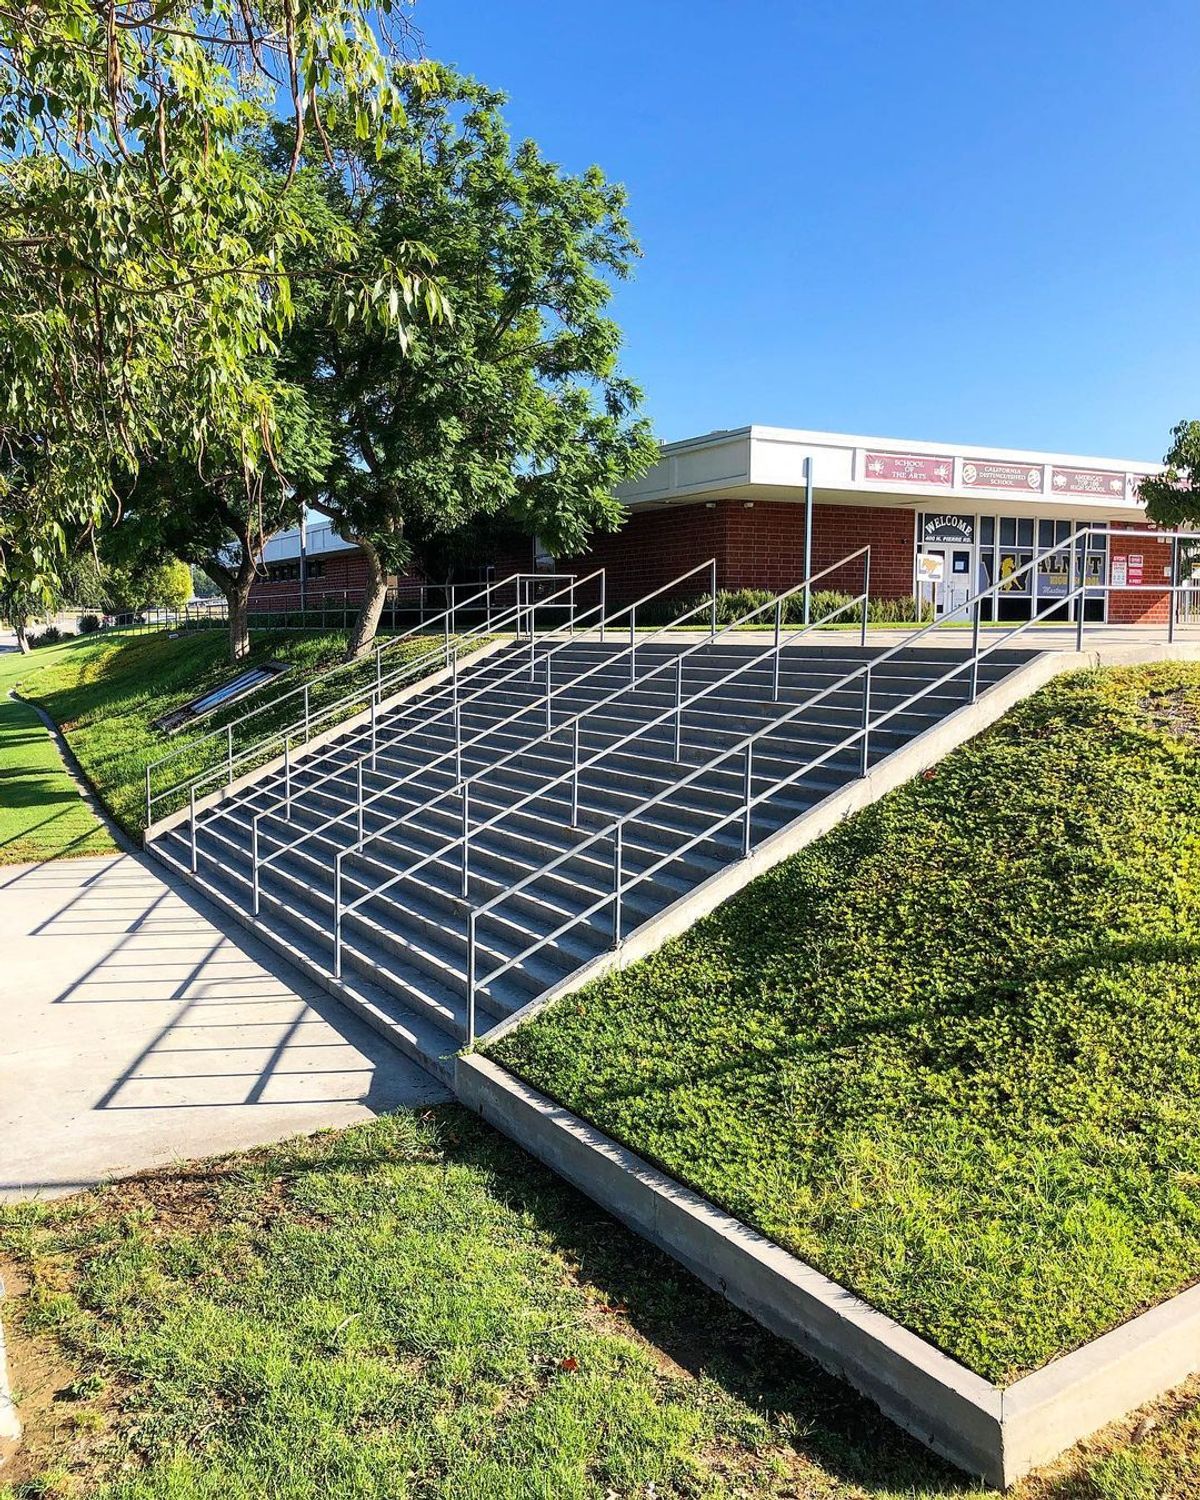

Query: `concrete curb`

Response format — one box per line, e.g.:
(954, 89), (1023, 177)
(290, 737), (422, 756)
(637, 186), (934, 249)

(0, 1275), (21, 1447)
(456, 1054), (1006, 1480)
(457, 1053), (1200, 1488)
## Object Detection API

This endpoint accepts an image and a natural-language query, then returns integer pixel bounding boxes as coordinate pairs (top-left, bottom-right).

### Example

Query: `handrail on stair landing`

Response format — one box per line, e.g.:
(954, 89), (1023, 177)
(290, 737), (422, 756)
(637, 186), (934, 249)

(238, 558), (723, 884)
(321, 547), (873, 982)
(145, 569), (588, 825)
(458, 523), (1199, 1043)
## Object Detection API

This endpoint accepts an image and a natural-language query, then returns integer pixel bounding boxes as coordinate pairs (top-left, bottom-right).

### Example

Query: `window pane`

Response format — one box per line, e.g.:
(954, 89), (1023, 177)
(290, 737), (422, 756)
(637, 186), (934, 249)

(1000, 517), (1016, 545)
(1018, 518), (1034, 546)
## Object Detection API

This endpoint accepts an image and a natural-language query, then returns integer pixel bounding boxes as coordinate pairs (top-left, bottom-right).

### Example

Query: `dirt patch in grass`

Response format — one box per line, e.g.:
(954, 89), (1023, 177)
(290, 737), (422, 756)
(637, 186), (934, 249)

(1140, 682), (1200, 744)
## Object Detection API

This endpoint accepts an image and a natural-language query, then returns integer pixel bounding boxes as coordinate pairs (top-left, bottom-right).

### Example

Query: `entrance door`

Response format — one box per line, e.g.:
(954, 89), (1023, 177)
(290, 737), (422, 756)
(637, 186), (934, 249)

(919, 545), (974, 620)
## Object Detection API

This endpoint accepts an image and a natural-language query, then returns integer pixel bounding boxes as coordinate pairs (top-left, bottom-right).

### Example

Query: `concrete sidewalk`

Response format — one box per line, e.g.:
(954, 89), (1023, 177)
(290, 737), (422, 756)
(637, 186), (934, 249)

(0, 852), (448, 1201)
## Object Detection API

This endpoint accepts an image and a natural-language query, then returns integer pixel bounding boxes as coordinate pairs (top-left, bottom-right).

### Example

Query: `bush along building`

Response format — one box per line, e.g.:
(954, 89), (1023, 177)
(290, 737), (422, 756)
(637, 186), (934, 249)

(249, 426), (1182, 625)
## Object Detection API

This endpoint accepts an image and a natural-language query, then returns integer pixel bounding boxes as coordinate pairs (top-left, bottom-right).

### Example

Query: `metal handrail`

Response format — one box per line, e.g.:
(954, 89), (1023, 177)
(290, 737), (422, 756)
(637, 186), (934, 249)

(323, 549), (871, 976)
(244, 560), (717, 885)
(182, 568), (601, 866)
(145, 570), (549, 821)
(231, 566), (612, 867)
(462, 524), (1196, 1040)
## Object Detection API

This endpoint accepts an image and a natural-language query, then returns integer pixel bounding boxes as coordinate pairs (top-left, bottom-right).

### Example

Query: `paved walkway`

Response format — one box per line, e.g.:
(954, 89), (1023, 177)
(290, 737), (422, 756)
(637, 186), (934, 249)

(0, 852), (448, 1201)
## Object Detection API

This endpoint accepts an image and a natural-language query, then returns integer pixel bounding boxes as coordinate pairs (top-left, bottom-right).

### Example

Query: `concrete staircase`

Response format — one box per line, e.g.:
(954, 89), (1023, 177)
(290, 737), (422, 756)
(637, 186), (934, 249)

(148, 636), (1037, 1083)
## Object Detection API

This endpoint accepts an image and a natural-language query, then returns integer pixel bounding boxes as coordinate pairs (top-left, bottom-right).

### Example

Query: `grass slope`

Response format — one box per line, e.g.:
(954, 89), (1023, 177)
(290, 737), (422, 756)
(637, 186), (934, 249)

(5, 1108), (1200, 1500)
(494, 663), (1200, 1384)
(13, 627), (449, 836)
(0, 644), (116, 864)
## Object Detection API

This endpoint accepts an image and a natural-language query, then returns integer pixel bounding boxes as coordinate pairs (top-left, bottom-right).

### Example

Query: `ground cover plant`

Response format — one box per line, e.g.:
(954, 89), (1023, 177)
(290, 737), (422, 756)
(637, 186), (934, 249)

(10, 626), (471, 836)
(6, 1108), (1200, 1500)
(0, 642), (116, 864)
(494, 663), (1200, 1385)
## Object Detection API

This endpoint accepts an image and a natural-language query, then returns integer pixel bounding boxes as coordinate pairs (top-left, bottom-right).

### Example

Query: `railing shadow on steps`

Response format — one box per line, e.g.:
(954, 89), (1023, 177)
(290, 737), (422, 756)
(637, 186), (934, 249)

(146, 570), (598, 829)
(314, 548), (873, 992)
(457, 522), (1199, 1041)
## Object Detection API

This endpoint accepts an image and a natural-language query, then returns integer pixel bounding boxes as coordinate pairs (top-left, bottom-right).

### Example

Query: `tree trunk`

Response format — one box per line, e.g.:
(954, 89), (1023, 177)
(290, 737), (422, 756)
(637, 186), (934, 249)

(215, 558), (256, 663)
(345, 540), (388, 660)
(14, 620), (30, 654)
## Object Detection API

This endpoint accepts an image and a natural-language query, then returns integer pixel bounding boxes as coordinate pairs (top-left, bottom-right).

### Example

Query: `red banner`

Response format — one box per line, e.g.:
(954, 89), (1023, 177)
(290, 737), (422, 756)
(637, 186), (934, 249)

(863, 451), (953, 486)
(1050, 467), (1126, 498)
(961, 459), (1044, 492)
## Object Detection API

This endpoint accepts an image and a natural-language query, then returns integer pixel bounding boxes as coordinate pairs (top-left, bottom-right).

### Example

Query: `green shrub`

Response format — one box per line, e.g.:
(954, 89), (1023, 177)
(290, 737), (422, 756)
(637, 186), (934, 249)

(29, 625), (73, 648)
(78, 613), (102, 635)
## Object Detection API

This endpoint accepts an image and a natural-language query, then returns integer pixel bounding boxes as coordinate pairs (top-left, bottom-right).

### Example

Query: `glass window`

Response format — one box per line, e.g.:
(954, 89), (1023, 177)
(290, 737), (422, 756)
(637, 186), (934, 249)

(1038, 520), (1055, 548)
(1000, 517), (1016, 546)
(980, 516), (995, 545)
(1018, 518), (1034, 546)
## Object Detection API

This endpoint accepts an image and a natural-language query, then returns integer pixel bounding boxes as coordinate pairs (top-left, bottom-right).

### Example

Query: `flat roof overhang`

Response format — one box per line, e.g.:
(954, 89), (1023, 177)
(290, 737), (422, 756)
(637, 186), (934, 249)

(617, 424), (1162, 524)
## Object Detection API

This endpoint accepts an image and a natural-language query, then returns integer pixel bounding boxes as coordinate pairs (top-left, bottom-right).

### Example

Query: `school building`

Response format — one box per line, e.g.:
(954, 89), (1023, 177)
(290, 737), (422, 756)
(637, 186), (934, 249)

(250, 425), (1180, 625)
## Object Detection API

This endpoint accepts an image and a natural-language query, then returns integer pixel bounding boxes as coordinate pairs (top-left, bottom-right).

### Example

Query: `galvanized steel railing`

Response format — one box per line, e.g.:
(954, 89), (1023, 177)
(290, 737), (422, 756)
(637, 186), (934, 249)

(146, 571), (585, 827)
(459, 524), (1197, 1041)
(240, 559), (722, 890)
(319, 549), (872, 993)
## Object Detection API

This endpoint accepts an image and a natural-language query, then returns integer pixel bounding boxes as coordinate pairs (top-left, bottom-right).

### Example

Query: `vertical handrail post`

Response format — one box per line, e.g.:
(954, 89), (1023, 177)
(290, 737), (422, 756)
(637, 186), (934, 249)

(284, 735), (292, 817)
(251, 816), (260, 916)
(860, 667), (871, 777)
(969, 594), (981, 701)
(454, 700), (462, 785)
(570, 578), (576, 636)
(545, 653), (552, 735)
(376, 642), (382, 697)
(226, 723), (234, 785)
(1170, 535), (1179, 645)
(466, 911), (478, 1049)
(773, 598), (782, 699)
(860, 547), (872, 648)
(333, 853), (343, 979)
(357, 759), (364, 845)
(674, 655), (683, 760)
(612, 824), (624, 946)
(304, 683), (311, 743)
(571, 717), (580, 827)
(1075, 531), (1087, 652)
(709, 559), (717, 640)
(599, 571), (607, 643)
(461, 783), (470, 898)
(742, 741), (753, 856)
(630, 604), (637, 684)
(190, 785), (198, 873)
(145, 764), (152, 829)
(371, 691), (378, 772)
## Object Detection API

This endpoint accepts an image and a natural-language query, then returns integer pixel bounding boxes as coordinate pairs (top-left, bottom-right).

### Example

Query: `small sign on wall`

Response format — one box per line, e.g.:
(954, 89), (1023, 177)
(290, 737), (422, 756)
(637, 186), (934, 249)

(1128, 554), (1144, 586)
(916, 553), (946, 584)
(1110, 557), (1128, 588)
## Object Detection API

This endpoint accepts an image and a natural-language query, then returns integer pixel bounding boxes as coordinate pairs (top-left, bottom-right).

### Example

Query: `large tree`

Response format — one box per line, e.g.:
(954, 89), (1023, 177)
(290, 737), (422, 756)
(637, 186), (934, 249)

(1140, 420), (1200, 529)
(280, 66), (658, 658)
(0, 3), (445, 615)
(116, 377), (332, 658)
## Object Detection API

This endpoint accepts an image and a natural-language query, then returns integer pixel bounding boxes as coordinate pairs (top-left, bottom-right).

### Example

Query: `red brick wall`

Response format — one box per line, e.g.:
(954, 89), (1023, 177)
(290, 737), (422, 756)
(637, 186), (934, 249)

(1107, 525), (1174, 624)
(560, 500), (916, 607)
(248, 549), (416, 609)
(559, 504), (730, 608)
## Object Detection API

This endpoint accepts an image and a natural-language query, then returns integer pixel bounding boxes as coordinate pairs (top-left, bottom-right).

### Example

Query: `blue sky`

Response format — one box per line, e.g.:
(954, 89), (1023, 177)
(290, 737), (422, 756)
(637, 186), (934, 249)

(419, 0), (1197, 461)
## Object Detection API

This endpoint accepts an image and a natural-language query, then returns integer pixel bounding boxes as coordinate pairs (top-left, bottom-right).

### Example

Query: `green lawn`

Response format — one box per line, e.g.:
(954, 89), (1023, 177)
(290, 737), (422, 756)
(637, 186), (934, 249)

(493, 663), (1200, 1385)
(0, 643), (117, 864)
(10, 626), (460, 837)
(5, 1108), (1200, 1500)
